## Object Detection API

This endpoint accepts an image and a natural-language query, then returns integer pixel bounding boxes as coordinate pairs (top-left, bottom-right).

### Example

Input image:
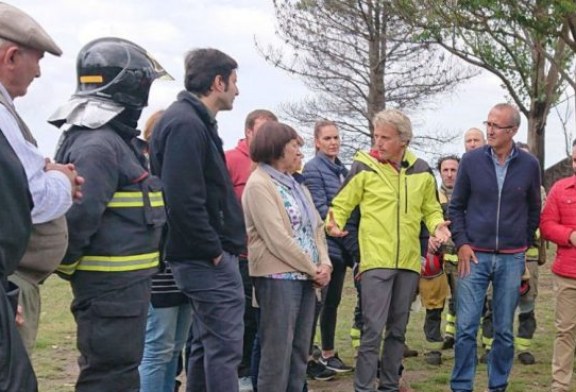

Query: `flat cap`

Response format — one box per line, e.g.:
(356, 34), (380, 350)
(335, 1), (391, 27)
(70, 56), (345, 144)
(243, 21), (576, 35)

(0, 2), (62, 56)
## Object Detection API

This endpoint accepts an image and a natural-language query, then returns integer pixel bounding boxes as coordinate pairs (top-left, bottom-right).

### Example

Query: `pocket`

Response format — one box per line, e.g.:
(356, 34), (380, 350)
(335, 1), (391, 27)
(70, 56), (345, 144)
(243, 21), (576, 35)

(141, 176), (167, 228)
(88, 300), (147, 365)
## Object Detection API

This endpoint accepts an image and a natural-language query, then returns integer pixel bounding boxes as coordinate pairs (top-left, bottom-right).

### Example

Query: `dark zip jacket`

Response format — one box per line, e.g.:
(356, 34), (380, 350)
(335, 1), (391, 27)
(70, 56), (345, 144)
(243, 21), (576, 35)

(149, 91), (245, 261)
(448, 145), (541, 253)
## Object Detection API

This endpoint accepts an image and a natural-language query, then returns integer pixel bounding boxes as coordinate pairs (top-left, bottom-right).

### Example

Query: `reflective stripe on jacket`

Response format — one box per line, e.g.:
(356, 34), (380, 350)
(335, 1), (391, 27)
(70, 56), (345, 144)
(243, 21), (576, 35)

(55, 125), (166, 276)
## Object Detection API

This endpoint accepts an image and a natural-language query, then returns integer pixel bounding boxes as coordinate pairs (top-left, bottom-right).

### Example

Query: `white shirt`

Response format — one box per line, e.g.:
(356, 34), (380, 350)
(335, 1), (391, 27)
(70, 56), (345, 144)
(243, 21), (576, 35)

(0, 84), (72, 224)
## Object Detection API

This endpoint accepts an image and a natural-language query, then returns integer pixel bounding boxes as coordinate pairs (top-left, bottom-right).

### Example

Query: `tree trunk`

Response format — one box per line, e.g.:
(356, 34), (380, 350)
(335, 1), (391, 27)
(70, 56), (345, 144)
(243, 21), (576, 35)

(527, 104), (547, 181)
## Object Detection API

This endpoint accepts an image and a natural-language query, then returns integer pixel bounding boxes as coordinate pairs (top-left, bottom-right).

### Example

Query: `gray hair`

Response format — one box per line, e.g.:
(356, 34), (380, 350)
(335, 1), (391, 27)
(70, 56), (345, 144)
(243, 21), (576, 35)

(492, 103), (521, 127)
(372, 109), (413, 143)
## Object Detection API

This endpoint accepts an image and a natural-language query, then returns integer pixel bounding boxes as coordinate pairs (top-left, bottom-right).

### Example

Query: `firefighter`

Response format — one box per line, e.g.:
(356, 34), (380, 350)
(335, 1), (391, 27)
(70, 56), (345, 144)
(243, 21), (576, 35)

(50, 37), (171, 392)
(419, 155), (460, 365)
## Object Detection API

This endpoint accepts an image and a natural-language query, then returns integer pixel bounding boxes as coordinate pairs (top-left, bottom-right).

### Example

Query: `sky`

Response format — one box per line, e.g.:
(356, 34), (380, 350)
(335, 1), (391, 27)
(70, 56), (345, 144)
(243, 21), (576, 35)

(9, 0), (572, 168)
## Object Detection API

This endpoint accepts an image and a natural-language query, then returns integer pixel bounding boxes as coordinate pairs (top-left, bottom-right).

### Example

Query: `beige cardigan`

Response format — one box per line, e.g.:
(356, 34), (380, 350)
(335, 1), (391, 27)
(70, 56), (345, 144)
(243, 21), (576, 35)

(242, 166), (332, 278)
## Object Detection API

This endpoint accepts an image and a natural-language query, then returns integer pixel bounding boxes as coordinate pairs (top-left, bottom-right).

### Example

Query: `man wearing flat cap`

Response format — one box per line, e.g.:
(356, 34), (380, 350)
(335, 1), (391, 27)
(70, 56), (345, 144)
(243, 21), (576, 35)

(0, 3), (82, 391)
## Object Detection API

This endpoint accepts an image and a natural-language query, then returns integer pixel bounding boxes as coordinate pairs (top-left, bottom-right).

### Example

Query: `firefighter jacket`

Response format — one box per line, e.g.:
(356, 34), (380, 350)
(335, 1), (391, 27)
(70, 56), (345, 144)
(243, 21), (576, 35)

(329, 150), (444, 274)
(438, 188), (458, 264)
(55, 121), (165, 276)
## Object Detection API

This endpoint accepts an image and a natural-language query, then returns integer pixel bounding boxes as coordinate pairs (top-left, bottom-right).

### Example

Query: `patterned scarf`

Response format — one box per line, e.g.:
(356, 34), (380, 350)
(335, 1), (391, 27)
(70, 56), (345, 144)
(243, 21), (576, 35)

(261, 164), (317, 230)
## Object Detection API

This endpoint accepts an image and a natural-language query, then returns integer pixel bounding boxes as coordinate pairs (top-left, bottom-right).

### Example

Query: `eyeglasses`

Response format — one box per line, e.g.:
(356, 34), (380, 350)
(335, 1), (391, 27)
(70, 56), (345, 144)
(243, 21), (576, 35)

(483, 121), (515, 131)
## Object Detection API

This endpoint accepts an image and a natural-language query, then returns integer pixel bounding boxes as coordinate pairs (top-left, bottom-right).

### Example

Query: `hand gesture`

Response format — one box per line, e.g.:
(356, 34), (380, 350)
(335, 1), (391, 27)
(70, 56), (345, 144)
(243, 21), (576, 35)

(326, 210), (348, 238)
(434, 221), (452, 243)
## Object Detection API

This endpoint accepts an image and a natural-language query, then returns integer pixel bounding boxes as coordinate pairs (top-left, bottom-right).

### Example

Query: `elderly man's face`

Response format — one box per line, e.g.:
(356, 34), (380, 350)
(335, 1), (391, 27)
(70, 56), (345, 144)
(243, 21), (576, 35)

(464, 130), (485, 152)
(5, 45), (43, 98)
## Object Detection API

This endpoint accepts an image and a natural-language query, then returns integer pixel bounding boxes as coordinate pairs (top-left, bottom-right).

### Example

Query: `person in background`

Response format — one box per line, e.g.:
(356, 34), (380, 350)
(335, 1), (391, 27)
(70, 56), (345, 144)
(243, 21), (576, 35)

(541, 139), (576, 392)
(226, 108), (278, 392)
(433, 156), (462, 352)
(419, 155), (460, 365)
(51, 37), (170, 392)
(327, 109), (450, 392)
(302, 120), (354, 377)
(463, 127), (485, 152)
(243, 121), (332, 392)
(139, 110), (192, 392)
(449, 103), (541, 392)
(149, 48), (245, 392)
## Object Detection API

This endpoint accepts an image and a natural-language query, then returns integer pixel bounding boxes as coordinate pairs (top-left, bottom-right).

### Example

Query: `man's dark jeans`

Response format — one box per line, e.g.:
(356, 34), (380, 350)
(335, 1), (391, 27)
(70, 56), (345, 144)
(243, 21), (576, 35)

(171, 253), (244, 392)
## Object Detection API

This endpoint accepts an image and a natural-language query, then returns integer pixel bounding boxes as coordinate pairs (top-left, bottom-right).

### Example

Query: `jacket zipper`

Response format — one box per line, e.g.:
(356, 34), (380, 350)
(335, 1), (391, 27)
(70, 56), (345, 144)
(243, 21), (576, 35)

(405, 177), (408, 214)
(395, 172), (401, 269)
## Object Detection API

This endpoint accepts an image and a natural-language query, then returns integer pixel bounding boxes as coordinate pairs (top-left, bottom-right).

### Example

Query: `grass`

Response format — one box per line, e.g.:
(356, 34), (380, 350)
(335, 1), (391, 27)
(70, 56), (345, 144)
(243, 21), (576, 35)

(33, 256), (559, 391)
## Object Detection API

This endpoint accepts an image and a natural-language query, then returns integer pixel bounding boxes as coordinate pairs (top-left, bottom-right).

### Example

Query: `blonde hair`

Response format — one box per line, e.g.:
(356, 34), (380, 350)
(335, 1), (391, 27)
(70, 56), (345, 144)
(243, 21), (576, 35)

(372, 109), (412, 143)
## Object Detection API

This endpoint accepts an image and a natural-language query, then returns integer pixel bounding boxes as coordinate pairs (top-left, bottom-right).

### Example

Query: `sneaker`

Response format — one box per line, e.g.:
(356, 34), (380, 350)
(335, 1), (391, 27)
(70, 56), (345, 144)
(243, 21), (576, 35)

(518, 351), (535, 365)
(306, 360), (336, 381)
(319, 354), (354, 373)
(403, 344), (418, 358)
(479, 349), (490, 364)
(424, 350), (442, 365)
(238, 376), (253, 392)
(442, 336), (455, 350)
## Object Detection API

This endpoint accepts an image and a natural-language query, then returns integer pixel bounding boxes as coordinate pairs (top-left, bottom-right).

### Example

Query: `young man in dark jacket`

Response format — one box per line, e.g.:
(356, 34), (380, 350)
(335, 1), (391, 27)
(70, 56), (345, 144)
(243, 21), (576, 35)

(449, 103), (541, 392)
(149, 48), (246, 392)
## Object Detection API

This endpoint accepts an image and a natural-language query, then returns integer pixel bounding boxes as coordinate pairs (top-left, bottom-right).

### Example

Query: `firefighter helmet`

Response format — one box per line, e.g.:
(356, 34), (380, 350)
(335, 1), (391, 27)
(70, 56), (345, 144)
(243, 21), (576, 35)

(74, 37), (171, 109)
(421, 253), (444, 279)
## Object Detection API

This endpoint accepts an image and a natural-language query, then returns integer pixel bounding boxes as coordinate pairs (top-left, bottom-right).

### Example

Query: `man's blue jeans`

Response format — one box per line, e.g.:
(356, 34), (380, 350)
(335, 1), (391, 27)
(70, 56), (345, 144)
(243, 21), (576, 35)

(451, 252), (524, 392)
(139, 303), (192, 392)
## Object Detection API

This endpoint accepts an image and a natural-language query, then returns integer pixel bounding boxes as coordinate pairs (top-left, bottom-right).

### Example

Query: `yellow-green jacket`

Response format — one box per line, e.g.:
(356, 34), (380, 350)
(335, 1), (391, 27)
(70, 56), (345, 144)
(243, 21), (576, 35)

(328, 150), (444, 274)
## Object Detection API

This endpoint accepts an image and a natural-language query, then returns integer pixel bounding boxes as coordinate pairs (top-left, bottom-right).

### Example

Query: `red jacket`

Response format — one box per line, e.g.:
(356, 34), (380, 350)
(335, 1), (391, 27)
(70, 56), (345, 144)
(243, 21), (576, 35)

(225, 139), (252, 201)
(541, 175), (576, 279)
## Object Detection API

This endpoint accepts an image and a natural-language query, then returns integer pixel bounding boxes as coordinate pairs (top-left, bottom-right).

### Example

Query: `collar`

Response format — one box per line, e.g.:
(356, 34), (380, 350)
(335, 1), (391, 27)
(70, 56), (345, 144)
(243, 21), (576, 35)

(0, 83), (13, 107)
(316, 151), (346, 172)
(564, 175), (576, 189)
(191, 92), (217, 122)
(488, 143), (517, 162)
(180, 91), (218, 128)
(236, 139), (249, 157)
